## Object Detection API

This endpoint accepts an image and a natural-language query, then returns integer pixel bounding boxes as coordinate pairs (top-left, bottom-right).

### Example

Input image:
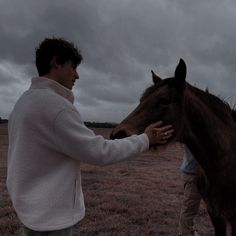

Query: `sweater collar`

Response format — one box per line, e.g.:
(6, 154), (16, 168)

(30, 77), (74, 103)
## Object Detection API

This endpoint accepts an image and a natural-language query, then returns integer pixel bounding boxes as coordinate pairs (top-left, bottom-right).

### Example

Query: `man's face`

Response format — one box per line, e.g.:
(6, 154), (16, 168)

(55, 61), (79, 90)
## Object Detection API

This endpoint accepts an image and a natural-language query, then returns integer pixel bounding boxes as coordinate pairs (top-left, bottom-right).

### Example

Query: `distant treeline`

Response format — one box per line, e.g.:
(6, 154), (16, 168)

(0, 118), (8, 124)
(84, 121), (117, 128)
(0, 118), (117, 128)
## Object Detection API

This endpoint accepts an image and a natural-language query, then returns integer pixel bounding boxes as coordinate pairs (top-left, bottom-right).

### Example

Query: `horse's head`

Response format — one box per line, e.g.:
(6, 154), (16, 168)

(111, 59), (187, 140)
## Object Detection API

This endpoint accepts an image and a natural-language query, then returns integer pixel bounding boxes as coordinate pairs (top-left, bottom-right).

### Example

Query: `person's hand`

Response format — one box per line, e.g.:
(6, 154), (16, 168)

(144, 121), (174, 146)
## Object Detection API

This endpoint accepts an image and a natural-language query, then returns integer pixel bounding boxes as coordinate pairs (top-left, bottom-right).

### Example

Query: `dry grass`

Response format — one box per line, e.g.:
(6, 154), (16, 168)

(0, 127), (215, 235)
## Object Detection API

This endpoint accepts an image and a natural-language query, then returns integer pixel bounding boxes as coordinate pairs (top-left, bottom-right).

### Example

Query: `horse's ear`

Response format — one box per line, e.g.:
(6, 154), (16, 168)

(151, 70), (162, 84)
(173, 58), (187, 87)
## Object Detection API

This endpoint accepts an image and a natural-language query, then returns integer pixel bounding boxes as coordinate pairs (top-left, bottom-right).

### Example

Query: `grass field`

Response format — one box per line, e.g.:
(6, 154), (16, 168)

(0, 125), (215, 235)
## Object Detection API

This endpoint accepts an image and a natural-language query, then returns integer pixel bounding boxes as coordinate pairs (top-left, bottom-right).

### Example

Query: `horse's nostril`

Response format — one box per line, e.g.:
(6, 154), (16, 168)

(111, 130), (128, 139)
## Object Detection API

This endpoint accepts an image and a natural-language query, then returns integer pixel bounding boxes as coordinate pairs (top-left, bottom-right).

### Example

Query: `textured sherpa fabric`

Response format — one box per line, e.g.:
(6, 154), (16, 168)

(7, 77), (149, 231)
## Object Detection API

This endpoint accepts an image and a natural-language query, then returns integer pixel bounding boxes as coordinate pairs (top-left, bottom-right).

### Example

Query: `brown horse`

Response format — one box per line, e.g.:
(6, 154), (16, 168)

(111, 59), (236, 236)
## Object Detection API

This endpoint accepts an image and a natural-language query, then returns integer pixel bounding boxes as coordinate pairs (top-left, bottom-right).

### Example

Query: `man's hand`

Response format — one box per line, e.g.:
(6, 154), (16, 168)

(144, 121), (174, 146)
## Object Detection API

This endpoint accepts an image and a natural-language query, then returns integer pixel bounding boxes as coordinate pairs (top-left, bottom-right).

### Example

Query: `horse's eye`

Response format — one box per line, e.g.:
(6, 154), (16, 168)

(159, 98), (170, 106)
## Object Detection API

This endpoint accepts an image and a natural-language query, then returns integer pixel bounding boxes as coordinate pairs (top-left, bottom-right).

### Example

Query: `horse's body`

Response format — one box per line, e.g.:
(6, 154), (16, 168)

(111, 59), (236, 235)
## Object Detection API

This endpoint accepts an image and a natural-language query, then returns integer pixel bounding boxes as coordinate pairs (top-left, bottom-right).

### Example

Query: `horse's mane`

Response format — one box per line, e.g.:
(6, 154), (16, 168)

(141, 78), (235, 124)
(231, 104), (236, 122)
(231, 108), (236, 121)
(187, 84), (233, 124)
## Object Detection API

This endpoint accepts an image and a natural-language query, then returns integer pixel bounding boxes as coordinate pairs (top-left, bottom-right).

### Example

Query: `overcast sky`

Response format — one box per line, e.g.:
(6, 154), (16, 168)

(0, 0), (236, 122)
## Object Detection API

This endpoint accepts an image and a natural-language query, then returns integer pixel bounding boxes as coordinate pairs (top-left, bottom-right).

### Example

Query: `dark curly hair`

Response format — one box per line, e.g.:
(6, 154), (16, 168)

(35, 37), (83, 76)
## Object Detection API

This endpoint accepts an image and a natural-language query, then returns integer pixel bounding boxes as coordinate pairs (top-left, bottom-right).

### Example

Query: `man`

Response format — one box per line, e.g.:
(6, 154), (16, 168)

(7, 37), (174, 236)
(179, 146), (201, 236)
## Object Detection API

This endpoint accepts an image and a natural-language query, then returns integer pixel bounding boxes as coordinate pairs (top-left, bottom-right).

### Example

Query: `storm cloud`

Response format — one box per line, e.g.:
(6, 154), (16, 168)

(1, 0), (236, 122)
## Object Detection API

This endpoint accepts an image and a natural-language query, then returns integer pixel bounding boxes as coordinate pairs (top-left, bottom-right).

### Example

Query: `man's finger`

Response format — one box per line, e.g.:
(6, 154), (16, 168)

(145, 121), (162, 131)
(148, 120), (163, 129)
(165, 129), (174, 135)
(155, 128), (174, 138)
(163, 134), (173, 140)
(159, 125), (174, 132)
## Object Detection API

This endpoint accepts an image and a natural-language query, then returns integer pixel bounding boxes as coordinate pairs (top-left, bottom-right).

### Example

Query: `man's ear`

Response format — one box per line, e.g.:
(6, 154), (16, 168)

(50, 56), (60, 69)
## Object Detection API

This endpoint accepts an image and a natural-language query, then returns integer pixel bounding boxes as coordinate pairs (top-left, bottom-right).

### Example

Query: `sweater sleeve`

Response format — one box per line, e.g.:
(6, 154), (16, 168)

(53, 108), (149, 165)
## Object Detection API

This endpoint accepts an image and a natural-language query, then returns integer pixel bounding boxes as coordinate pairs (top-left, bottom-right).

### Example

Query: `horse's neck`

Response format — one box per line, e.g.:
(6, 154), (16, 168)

(182, 101), (235, 176)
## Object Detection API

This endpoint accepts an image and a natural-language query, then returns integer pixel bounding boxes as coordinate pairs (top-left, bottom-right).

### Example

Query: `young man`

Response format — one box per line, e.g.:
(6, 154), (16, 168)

(7, 37), (174, 236)
(179, 146), (201, 236)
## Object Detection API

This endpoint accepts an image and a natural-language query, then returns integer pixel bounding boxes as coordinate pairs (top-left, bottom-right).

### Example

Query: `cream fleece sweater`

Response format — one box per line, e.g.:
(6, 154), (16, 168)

(7, 77), (149, 231)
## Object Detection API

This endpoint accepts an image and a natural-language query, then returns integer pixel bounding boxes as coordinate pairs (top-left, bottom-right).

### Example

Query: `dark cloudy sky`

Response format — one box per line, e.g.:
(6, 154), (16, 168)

(1, 0), (236, 122)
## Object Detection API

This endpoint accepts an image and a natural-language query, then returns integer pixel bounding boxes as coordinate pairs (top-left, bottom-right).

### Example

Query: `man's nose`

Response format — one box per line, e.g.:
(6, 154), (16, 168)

(75, 71), (79, 79)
